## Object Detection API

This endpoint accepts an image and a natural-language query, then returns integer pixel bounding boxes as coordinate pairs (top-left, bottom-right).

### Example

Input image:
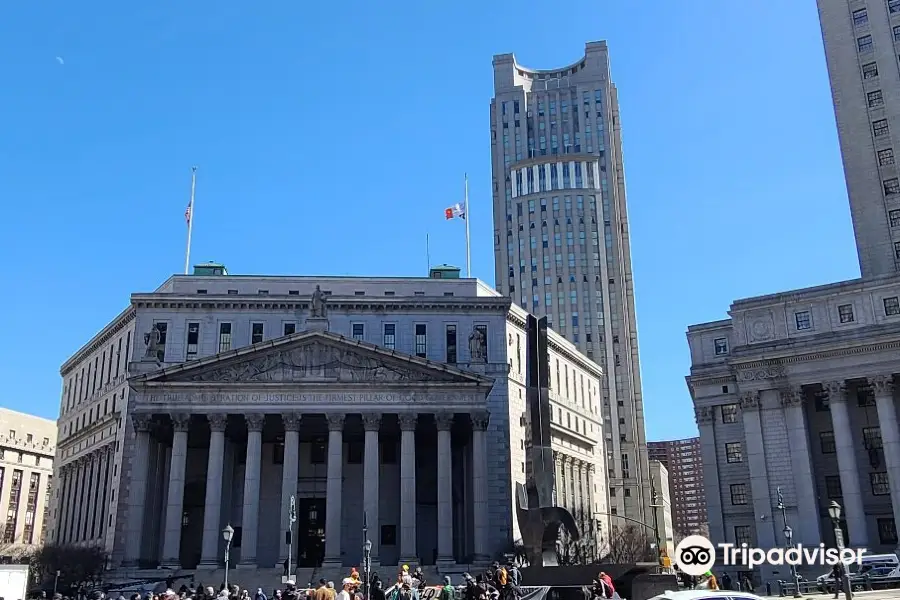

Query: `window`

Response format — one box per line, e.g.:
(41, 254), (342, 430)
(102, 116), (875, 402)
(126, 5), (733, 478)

(858, 35), (873, 53)
(885, 296), (900, 315)
(725, 442), (743, 463)
(714, 338), (728, 355)
(26, 434), (32, 444)
(878, 518), (898, 544)
(383, 324), (396, 349)
(853, 8), (868, 26)
(186, 322), (200, 360)
(621, 453), (630, 478)
(218, 323), (232, 352)
(251, 323), (264, 344)
(283, 323), (296, 336)
(820, 431), (836, 454)
(795, 311), (812, 330)
(347, 323), (363, 341)
(871, 472), (890, 495)
(825, 475), (842, 499)
(475, 324), (488, 358)
(838, 304), (855, 323)
(891, 0), (900, 14)
(895, 25), (900, 42)
(257, 289), (269, 296)
(446, 325), (458, 363)
(730, 483), (748, 505)
(863, 426), (883, 449)
(863, 62), (879, 79)
(868, 90), (885, 108)
(735, 527), (752, 546)
(879, 149), (895, 166)
(885, 179), (900, 196)
(721, 404), (738, 423)
(874, 119), (890, 137)
(415, 324), (427, 358)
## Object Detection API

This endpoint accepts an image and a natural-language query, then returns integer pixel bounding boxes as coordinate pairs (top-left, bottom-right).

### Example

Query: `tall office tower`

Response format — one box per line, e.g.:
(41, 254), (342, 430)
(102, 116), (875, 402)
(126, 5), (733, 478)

(490, 41), (651, 523)
(647, 437), (708, 536)
(817, 0), (900, 277)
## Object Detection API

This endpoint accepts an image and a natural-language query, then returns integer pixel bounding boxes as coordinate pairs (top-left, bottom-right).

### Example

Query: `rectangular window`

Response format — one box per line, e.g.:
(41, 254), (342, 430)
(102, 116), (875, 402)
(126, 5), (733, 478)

(820, 431), (836, 454)
(886, 178), (900, 196)
(725, 442), (743, 463)
(895, 241), (900, 259)
(795, 311), (812, 330)
(283, 323), (296, 336)
(886, 296), (900, 315)
(863, 62), (879, 79)
(714, 338), (728, 355)
(838, 304), (855, 323)
(892, 210), (900, 228)
(735, 526), (752, 546)
(868, 90), (885, 108)
(352, 323), (365, 341)
(878, 518), (898, 544)
(251, 322), (264, 344)
(853, 8), (868, 26)
(721, 404), (738, 424)
(891, 0), (900, 13)
(186, 322), (200, 360)
(825, 475), (842, 499)
(871, 472), (890, 495)
(383, 324), (396, 349)
(874, 119), (890, 137)
(864, 426), (883, 449)
(894, 25), (900, 42)
(879, 148), (895, 166)
(446, 325), (457, 363)
(415, 324), (427, 358)
(858, 35), (874, 53)
(730, 483), (748, 505)
(218, 323), (232, 352)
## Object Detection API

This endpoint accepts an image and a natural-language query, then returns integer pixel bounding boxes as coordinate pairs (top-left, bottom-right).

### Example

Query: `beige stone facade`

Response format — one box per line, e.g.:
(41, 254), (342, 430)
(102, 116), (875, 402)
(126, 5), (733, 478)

(0, 409), (56, 555)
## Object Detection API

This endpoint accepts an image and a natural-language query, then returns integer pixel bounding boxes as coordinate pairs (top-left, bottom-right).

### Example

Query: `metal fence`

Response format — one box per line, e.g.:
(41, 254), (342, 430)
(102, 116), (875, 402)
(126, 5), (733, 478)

(777, 575), (900, 596)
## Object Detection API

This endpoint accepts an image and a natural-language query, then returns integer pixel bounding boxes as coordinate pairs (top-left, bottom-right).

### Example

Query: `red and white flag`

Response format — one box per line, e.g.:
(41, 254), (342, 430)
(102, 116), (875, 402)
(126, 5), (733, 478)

(445, 202), (466, 220)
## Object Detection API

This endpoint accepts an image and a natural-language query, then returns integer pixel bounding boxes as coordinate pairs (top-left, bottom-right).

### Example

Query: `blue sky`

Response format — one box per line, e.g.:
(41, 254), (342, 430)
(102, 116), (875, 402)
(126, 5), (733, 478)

(0, 1), (860, 441)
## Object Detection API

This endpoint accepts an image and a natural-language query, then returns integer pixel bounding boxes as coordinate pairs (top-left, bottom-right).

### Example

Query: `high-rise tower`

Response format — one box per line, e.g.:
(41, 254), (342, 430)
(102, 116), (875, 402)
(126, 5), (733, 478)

(817, 0), (900, 277)
(490, 41), (651, 524)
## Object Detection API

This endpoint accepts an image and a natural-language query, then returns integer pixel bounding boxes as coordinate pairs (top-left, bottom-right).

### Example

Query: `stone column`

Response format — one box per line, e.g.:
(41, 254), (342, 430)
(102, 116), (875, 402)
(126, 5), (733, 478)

(871, 375), (900, 549)
(471, 410), (490, 562)
(740, 392), (776, 550)
(70, 457), (87, 543)
(362, 413), (382, 566)
(63, 464), (77, 544)
(563, 456), (573, 511)
(695, 406), (725, 543)
(280, 413), (301, 569)
(161, 413), (190, 568)
(54, 466), (68, 544)
(436, 412), (454, 565)
(200, 414), (228, 566)
(322, 414), (345, 569)
(398, 413), (418, 564)
(239, 413), (265, 567)
(825, 381), (869, 546)
(780, 388), (822, 546)
(554, 453), (563, 506)
(124, 414), (153, 565)
(98, 445), (112, 538)
(87, 450), (102, 540)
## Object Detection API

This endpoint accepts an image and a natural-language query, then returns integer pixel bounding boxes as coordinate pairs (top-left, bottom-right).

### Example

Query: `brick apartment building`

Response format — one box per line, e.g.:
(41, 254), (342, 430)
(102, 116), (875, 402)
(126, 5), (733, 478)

(648, 437), (707, 536)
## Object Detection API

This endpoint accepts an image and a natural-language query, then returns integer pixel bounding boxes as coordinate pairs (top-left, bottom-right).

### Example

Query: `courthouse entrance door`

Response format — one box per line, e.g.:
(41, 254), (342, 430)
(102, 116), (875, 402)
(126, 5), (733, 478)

(297, 498), (326, 567)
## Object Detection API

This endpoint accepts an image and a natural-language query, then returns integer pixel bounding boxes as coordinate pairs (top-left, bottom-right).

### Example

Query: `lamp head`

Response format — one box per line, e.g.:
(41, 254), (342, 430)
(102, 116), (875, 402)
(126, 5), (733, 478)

(783, 525), (792, 538)
(223, 524), (234, 543)
(828, 501), (842, 521)
(364, 539), (372, 553)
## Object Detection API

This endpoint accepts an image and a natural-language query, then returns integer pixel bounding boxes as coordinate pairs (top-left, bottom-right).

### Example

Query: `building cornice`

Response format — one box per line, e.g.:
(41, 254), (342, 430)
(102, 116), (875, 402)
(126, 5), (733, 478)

(57, 410), (121, 451)
(506, 305), (603, 379)
(61, 307), (135, 376)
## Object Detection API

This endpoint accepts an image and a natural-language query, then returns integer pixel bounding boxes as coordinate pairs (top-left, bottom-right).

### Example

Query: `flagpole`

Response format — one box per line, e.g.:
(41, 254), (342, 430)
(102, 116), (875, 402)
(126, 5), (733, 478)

(426, 233), (431, 273)
(464, 173), (471, 277)
(184, 166), (197, 275)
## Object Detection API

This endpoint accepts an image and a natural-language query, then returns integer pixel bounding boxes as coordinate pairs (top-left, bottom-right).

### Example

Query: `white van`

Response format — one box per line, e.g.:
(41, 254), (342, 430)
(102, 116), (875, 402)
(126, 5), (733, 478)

(816, 552), (900, 585)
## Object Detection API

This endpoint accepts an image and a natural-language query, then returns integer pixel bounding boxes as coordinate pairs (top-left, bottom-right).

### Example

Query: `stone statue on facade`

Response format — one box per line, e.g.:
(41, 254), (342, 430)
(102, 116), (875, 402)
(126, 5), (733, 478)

(143, 326), (162, 361)
(468, 327), (486, 362)
(310, 285), (327, 318)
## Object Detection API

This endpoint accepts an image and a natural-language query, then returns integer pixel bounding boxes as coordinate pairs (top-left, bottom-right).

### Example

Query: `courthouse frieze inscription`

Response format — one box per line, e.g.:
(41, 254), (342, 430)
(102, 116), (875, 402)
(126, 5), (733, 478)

(168, 342), (461, 384)
(143, 391), (473, 406)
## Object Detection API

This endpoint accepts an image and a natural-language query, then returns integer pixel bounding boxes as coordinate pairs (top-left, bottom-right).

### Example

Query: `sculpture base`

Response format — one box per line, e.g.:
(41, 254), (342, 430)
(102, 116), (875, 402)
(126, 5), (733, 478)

(306, 317), (329, 332)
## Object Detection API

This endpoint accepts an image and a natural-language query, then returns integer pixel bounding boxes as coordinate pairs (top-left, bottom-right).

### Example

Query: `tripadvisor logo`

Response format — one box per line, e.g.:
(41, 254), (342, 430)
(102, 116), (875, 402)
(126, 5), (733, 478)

(673, 534), (867, 576)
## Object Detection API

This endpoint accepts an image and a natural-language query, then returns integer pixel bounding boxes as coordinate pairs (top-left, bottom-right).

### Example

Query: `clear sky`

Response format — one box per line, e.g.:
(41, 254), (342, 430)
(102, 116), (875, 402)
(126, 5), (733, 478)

(0, 1), (860, 441)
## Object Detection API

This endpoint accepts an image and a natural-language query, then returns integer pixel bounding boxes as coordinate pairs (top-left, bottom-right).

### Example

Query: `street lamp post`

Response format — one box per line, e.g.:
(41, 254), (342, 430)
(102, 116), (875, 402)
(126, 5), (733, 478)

(287, 495), (297, 582)
(776, 487), (802, 598)
(53, 570), (60, 596)
(222, 524), (234, 591)
(828, 501), (852, 600)
(363, 513), (372, 600)
(648, 485), (663, 568)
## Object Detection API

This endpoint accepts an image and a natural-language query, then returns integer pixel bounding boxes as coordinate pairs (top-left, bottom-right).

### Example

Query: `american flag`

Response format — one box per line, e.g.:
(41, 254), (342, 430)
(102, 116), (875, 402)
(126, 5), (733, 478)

(185, 202), (192, 225)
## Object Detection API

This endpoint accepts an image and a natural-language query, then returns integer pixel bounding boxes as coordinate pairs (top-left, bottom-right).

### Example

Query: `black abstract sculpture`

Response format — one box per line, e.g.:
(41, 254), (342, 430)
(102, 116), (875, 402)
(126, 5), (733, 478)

(515, 315), (581, 567)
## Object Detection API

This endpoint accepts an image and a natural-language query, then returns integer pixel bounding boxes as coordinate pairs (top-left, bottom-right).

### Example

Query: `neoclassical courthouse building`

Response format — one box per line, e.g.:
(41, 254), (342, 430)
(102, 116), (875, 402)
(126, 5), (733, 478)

(50, 265), (609, 578)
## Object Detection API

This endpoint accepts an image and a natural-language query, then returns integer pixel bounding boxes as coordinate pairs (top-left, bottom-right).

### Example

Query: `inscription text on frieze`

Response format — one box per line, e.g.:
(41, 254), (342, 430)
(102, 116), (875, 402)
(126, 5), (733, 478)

(146, 392), (461, 405)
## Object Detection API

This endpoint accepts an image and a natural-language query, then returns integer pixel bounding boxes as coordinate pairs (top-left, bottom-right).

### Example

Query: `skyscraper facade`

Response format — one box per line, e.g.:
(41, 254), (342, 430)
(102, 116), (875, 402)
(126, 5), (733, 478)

(817, 0), (900, 277)
(490, 41), (651, 523)
(648, 437), (708, 536)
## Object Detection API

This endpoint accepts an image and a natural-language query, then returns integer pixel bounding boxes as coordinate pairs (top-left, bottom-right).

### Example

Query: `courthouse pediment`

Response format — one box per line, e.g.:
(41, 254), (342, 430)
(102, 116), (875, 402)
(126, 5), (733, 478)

(133, 330), (492, 386)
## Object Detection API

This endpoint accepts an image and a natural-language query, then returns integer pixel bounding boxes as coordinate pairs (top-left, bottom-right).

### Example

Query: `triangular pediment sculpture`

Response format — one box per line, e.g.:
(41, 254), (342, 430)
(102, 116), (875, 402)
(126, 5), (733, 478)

(133, 330), (491, 386)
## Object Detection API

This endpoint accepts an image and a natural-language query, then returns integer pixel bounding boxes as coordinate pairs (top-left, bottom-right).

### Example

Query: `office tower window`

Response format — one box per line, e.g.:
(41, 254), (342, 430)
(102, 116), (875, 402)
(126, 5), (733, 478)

(383, 324), (396, 349)
(852, 8), (868, 26)
(446, 325), (457, 363)
(891, 210), (900, 227)
(879, 149), (895, 166)
(891, 0), (900, 14)
(186, 322), (200, 360)
(863, 62), (879, 79)
(857, 35), (873, 53)
(874, 119), (889, 137)
(251, 323), (264, 344)
(415, 324), (427, 358)
(218, 323), (232, 352)
(895, 242), (900, 259)
(868, 90), (884, 108)
(352, 323), (364, 341)
(894, 25), (900, 42)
